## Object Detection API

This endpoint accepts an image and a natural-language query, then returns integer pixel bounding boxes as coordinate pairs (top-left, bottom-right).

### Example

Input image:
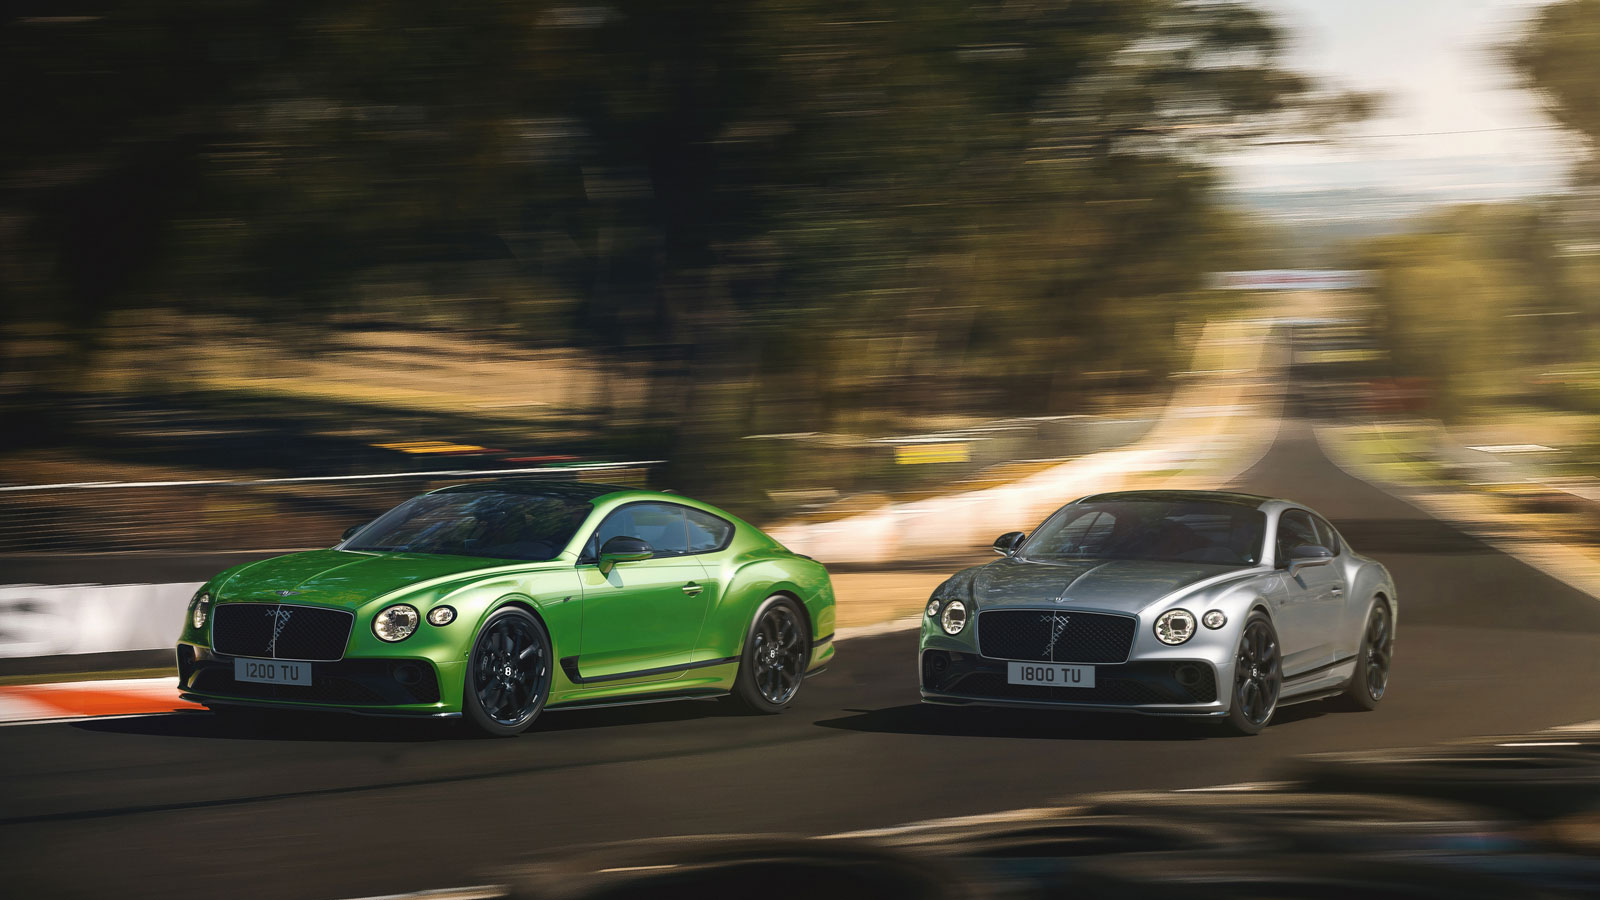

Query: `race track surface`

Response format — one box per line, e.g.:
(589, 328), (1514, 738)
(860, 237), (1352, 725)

(4, 420), (1599, 899)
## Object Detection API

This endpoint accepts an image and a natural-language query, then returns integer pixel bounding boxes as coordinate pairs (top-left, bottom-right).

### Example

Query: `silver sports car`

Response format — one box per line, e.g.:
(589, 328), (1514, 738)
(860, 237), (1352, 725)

(919, 490), (1396, 734)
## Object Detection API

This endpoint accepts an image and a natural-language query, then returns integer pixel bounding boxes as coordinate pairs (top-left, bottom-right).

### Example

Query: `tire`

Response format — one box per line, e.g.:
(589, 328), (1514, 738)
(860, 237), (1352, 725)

(1335, 598), (1392, 710)
(726, 595), (811, 714)
(462, 606), (553, 737)
(1221, 612), (1281, 736)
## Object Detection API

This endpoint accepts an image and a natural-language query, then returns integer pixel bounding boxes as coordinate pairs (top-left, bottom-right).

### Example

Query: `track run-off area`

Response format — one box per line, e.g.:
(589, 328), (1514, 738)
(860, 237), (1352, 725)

(3, 418), (1600, 899)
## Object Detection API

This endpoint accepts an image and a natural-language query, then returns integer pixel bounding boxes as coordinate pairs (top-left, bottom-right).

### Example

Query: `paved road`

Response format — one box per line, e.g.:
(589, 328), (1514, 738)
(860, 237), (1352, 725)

(3, 420), (1599, 900)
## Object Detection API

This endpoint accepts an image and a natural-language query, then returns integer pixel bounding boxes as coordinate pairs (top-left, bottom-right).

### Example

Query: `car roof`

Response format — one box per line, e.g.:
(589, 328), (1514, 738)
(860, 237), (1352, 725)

(1075, 489), (1280, 509)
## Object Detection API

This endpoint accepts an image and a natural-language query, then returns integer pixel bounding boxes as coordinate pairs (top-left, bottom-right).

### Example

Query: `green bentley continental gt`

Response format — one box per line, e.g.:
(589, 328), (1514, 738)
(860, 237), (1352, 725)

(175, 480), (835, 735)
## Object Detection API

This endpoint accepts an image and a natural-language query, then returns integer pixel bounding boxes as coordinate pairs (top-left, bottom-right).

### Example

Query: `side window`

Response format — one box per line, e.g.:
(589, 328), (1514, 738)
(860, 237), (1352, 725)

(1276, 510), (1318, 565)
(1312, 515), (1342, 555)
(593, 503), (690, 558)
(685, 508), (735, 553)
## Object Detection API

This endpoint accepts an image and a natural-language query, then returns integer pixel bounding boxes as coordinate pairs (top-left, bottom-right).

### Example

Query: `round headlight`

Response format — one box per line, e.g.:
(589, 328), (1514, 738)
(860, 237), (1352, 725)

(940, 600), (968, 635)
(427, 605), (456, 627)
(1155, 609), (1196, 645)
(373, 604), (420, 642)
(926, 599), (942, 618)
(191, 592), (211, 629)
(1202, 609), (1227, 630)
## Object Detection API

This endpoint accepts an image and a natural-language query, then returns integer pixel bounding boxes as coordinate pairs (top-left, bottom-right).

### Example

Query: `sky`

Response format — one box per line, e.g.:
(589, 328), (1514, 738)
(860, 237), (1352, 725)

(1222, 0), (1584, 201)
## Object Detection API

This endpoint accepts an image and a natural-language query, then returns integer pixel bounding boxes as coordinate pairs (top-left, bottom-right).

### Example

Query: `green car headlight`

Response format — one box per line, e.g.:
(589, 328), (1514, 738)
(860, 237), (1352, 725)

(427, 605), (456, 626)
(926, 598), (942, 618)
(191, 592), (212, 629)
(939, 600), (968, 635)
(373, 604), (420, 642)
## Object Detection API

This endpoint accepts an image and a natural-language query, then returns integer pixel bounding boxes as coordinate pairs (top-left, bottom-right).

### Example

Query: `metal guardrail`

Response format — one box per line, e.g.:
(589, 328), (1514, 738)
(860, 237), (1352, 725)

(0, 462), (660, 554)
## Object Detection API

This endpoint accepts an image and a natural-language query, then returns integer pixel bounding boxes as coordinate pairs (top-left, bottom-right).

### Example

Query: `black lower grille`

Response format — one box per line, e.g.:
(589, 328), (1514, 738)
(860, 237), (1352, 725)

(978, 609), (1136, 663)
(187, 657), (441, 706)
(211, 603), (353, 661)
(923, 653), (1217, 706)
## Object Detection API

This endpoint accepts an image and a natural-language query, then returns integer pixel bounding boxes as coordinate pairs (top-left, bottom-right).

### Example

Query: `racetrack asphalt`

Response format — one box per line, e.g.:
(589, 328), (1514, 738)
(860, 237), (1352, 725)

(3, 419), (1599, 900)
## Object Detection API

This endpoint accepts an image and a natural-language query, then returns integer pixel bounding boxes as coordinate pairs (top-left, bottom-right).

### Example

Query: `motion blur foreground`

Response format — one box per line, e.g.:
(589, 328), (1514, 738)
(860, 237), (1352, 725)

(8, 0), (1600, 898)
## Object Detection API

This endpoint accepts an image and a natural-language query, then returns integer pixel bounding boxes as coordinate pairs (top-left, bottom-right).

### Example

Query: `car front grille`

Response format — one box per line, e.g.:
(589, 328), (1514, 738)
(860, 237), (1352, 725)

(977, 609), (1136, 663)
(211, 602), (353, 661)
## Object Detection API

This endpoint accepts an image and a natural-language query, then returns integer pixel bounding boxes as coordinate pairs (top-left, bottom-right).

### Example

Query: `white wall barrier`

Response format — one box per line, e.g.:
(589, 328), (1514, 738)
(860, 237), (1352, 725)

(0, 582), (201, 658)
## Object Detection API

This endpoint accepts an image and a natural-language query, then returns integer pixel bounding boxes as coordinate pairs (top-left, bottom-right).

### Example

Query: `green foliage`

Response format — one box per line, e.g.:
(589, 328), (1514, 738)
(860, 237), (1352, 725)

(2, 1), (1348, 491)
(1511, 0), (1600, 154)
(1359, 205), (1587, 421)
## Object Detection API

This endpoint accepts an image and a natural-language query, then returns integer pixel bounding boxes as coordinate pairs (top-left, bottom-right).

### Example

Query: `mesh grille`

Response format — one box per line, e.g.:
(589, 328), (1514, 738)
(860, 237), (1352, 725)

(211, 603), (353, 661)
(977, 610), (1136, 663)
(948, 663), (1217, 706)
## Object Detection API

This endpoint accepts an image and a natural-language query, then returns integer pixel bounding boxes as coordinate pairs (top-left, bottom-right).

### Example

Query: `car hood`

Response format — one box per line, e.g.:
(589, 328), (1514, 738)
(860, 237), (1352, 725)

(965, 557), (1245, 615)
(216, 549), (529, 610)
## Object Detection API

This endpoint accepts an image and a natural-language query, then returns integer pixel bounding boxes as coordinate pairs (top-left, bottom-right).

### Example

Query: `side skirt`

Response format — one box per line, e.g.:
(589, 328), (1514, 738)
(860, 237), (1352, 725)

(546, 688), (728, 712)
(1278, 654), (1357, 704)
(559, 655), (738, 685)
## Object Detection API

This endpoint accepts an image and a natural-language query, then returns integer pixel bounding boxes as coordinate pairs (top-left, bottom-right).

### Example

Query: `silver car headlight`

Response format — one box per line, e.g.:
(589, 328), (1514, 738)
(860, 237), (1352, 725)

(1155, 609), (1196, 645)
(373, 604), (420, 642)
(940, 600), (968, 635)
(1202, 609), (1227, 630)
(191, 592), (212, 630)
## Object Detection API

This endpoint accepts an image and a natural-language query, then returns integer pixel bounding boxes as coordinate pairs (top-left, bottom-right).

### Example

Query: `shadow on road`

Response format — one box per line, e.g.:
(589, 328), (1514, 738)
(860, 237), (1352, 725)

(815, 699), (1349, 741)
(73, 710), (460, 742)
(73, 696), (740, 743)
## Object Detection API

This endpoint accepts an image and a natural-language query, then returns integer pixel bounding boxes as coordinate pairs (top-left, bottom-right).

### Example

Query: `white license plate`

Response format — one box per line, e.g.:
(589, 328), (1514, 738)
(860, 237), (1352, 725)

(234, 658), (312, 686)
(1007, 661), (1096, 688)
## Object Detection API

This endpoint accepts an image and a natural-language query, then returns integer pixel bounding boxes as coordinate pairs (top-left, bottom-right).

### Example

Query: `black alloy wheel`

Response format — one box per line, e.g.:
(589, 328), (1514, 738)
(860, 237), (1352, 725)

(463, 606), (552, 736)
(728, 595), (810, 713)
(1224, 613), (1281, 735)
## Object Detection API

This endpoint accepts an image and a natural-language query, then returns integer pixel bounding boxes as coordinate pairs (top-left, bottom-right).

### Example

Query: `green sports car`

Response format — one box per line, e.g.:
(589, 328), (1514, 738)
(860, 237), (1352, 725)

(175, 480), (836, 735)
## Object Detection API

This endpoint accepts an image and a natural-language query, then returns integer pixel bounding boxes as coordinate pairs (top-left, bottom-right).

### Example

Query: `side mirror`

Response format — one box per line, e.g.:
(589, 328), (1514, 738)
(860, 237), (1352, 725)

(598, 535), (654, 575)
(993, 532), (1026, 556)
(1286, 543), (1334, 573)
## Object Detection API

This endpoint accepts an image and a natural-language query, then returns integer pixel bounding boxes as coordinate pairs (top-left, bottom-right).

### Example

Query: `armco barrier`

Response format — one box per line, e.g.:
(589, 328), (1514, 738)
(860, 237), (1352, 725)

(0, 582), (200, 658)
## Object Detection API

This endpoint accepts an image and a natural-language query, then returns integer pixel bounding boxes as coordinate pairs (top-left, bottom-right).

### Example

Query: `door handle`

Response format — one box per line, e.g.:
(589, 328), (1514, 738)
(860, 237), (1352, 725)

(1330, 588), (1344, 598)
(682, 582), (704, 596)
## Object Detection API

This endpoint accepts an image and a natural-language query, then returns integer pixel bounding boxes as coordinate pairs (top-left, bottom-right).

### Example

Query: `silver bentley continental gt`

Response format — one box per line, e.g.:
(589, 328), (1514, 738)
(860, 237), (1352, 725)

(919, 490), (1396, 734)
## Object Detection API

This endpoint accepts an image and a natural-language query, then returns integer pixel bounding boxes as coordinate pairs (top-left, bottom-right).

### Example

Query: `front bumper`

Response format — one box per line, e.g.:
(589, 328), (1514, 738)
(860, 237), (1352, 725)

(919, 649), (1226, 717)
(176, 643), (458, 717)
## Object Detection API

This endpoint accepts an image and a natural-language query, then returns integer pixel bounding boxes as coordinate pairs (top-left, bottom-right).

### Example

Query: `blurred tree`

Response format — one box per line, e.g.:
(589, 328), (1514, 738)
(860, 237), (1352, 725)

(1512, 0), (1600, 157)
(1359, 204), (1584, 421)
(2, 0), (1359, 500)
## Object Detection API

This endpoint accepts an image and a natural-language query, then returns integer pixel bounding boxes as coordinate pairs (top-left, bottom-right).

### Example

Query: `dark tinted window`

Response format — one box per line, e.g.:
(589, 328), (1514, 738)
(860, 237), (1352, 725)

(1020, 500), (1266, 566)
(343, 491), (592, 561)
(1276, 510), (1320, 564)
(594, 503), (689, 557)
(685, 508), (735, 553)
(1312, 514), (1342, 555)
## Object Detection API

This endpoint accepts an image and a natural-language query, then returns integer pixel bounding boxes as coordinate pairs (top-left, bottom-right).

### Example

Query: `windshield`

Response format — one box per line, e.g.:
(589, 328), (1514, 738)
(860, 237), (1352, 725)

(1018, 499), (1266, 566)
(342, 491), (594, 561)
